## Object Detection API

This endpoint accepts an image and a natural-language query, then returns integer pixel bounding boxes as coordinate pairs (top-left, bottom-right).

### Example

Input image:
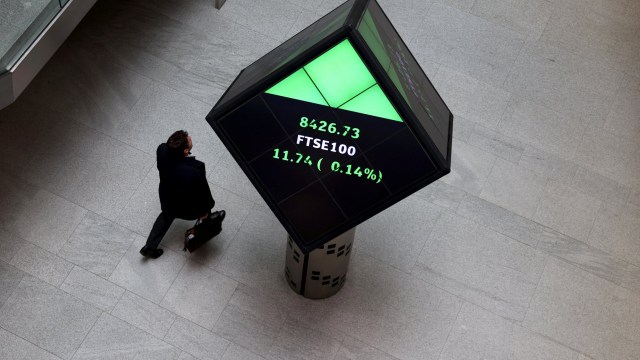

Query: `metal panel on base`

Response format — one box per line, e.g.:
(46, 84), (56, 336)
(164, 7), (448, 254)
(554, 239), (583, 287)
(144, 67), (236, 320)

(285, 228), (355, 299)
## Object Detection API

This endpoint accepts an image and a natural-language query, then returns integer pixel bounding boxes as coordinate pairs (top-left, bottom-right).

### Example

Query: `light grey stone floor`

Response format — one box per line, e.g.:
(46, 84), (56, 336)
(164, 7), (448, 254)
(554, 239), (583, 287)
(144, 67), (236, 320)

(1, 0), (639, 359)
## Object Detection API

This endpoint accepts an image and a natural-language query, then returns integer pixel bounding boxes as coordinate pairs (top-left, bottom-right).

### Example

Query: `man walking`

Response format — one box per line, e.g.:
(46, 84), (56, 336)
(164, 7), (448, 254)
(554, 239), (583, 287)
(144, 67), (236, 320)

(140, 130), (217, 258)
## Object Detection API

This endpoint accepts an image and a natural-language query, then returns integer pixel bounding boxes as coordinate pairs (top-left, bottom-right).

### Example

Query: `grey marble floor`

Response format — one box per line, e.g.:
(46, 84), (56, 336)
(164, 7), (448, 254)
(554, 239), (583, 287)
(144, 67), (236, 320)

(1, 0), (639, 359)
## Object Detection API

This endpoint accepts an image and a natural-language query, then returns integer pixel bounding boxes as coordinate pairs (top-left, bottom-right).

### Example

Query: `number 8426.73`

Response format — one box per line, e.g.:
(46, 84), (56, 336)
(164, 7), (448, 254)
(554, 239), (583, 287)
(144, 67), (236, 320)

(300, 117), (360, 139)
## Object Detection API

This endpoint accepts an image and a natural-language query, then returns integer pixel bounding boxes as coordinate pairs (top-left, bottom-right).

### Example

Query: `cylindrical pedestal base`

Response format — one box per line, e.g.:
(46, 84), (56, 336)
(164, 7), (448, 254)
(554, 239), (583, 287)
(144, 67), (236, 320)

(284, 228), (355, 299)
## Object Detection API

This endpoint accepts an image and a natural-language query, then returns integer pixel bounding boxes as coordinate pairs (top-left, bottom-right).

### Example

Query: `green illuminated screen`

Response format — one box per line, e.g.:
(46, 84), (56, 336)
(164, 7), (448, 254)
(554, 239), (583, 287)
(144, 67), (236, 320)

(215, 0), (355, 111)
(266, 39), (402, 122)
(208, 1), (452, 252)
(356, 1), (451, 158)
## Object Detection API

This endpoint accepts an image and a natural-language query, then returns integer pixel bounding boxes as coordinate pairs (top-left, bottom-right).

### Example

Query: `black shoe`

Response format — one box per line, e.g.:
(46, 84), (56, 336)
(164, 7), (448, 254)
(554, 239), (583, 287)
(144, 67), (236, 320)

(217, 210), (226, 221)
(140, 246), (163, 259)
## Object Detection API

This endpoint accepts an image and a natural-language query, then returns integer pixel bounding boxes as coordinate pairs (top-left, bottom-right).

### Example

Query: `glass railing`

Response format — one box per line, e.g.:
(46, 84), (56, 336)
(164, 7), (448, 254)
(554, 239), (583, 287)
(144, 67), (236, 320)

(0, 0), (68, 75)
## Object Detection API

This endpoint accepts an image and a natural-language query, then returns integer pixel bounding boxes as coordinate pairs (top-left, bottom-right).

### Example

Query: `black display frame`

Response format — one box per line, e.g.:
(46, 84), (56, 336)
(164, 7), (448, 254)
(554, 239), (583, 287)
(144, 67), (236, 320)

(206, 0), (453, 253)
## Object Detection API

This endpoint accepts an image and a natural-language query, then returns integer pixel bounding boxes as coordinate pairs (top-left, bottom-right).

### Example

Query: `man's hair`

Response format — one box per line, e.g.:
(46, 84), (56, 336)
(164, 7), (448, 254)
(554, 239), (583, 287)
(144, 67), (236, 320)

(167, 130), (190, 154)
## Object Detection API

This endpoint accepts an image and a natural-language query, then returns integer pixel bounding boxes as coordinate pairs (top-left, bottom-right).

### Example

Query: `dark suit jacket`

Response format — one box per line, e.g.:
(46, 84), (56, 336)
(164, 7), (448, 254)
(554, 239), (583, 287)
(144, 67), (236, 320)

(157, 143), (215, 220)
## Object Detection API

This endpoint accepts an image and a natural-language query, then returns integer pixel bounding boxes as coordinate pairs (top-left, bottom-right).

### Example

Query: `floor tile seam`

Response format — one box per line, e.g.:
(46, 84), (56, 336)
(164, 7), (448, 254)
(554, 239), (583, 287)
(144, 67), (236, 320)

(600, 79), (640, 138)
(458, 289), (588, 360)
(272, 313), (346, 356)
(225, 210), (252, 241)
(105, 46), (176, 88)
(229, 227), (289, 254)
(280, 3), (305, 44)
(452, 132), (500, 162)
(57, 263), (78, 292)
(162, 312), (232, 357)
(11, 239), (77, 285)
(435, 298), (464, 360)
(107, 230), (144, 294)
(518, 265), (605, 360)
(205, 151), (230, 176)
(489, 101), (586, 158)
(206, 180), (259, 216)
(23, 158), (151, 228)
(205, 274), (288, 322)
(223, 342), (264, 360)
(522, 253), (550, 321)
(429, 1), (531, 55)
(112, 220), (147, 241)
(581, 200), (604, 254)
(357, 247), (415, 275)
(466, 1), (544, 46)
(109, 286), (127, 315)
(209, 285), (241, 335)
(156, 67), (224, 106)
(219, 338), (233, 360)
(542, 239), (640, 291)
(242, 308), (285, 358)
(63, 93), (155, 158)
(156, 252), (190, 312)
(532, 38), (629, 92)
(474, 151), (499, 206)
(52, 264), (130, 316)
(411, 186), (461, 215)
(528, 176), (551, 226)
(0, 261), (25, 315)
(206, 183), (261, 209)
(551, 250), (632, 292)
(564, 122), (589, 162)
(108, 73), (155, 134)
(403, 3), (432, 47)
(1, 229), (28, 266)
(207, 0), (281, 46)
(187, 229), (240, 272)
(457, 192), (638, 283)
(69, 309), (105, 360)
(111, 157), (157, 227)
(461, 124), (525, 166)
(38, 91), (157, 160)
(569, 166), (634, 206)
(448, 202), (541, 251)
(192, 270), (242, 332)
(580, 76), (628, 132)
(463, 180), (608, 248)
(498, 38), (626, 100)
(152, 73), (217, 109)
(411, 258), (532, 323)
(0, 323), (63, 360)
(74, 309), (184, 359)
(413, 207), (446, 271)
(532, 252), (640, 310)
(489, 84), (514, 132)
(249, 0), (306, 42)
(55, 209), (92, 258)
(106, 290), (174, 340)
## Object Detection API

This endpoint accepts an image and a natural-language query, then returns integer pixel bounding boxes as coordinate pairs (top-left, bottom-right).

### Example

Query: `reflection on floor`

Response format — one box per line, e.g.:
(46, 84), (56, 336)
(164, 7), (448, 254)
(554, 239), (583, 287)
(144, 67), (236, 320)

(1, 0), (640, 359)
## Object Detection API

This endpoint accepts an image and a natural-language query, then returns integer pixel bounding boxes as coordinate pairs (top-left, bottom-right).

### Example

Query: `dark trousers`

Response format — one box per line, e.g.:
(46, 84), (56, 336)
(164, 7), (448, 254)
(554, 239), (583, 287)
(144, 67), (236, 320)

(144, 210), (211, 249)
(144, 212), (175, 249)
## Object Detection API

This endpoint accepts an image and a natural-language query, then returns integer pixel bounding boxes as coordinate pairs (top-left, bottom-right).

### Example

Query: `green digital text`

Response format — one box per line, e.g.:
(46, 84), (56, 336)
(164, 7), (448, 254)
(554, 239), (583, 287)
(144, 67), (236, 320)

(330, 161), (382, 184)
(300, 117), (360, 139)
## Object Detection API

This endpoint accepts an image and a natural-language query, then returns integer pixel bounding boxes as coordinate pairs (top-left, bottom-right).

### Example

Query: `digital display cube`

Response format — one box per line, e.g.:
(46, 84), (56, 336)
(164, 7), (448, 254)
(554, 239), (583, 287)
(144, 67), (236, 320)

(206, 0), (453, 253)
